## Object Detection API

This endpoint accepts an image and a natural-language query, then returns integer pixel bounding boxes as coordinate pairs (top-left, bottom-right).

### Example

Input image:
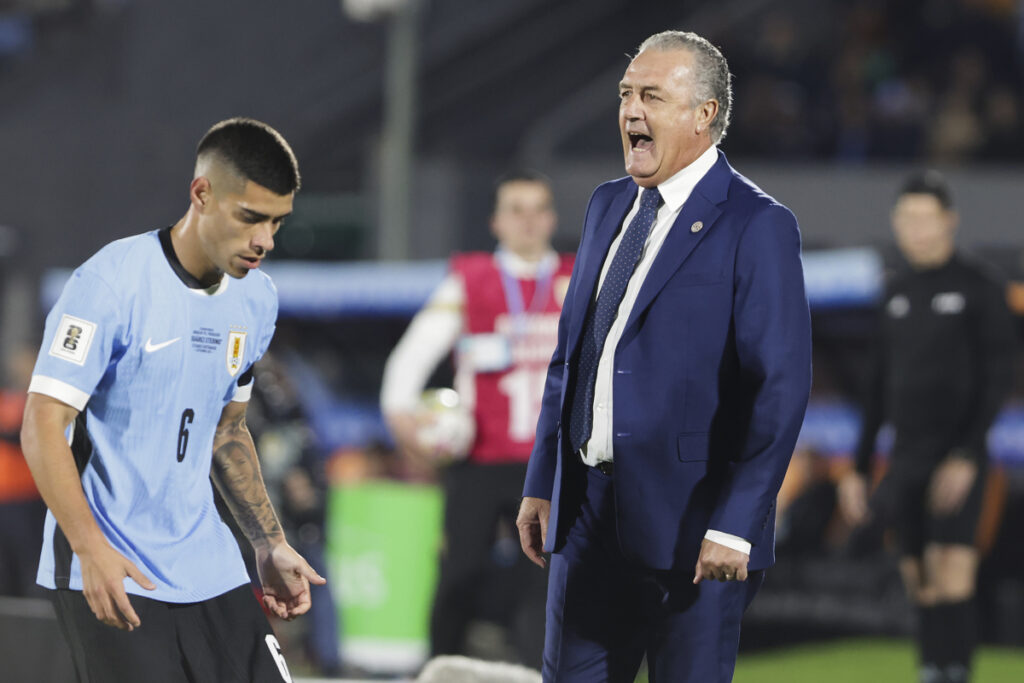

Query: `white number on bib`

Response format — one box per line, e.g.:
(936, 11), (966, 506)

(498, 367), (548, 441)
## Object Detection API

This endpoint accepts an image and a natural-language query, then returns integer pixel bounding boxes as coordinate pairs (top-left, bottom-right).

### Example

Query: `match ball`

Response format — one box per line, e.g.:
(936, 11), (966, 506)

(416, 388), (475, 462)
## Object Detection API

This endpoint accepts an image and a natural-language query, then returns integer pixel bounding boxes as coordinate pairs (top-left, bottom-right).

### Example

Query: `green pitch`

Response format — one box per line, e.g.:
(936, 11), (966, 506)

(734, 639), (1024, 682)
(635, 639), (1024, 682)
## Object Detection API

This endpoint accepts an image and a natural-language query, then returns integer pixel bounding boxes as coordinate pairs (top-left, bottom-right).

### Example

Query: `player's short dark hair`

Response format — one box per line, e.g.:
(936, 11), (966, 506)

(492, 169), (553, 211)
(898, 169), (953, 210)
(196, 118), (301, 196)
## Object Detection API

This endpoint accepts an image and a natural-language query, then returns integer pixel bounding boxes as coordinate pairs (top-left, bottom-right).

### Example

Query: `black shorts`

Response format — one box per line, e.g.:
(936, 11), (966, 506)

(51, 584), (293, 683)
(873, 463), (986, 557)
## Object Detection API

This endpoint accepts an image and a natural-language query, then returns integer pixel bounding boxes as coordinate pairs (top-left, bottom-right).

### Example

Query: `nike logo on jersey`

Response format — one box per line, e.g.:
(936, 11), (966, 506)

(145, 337), (181, 353)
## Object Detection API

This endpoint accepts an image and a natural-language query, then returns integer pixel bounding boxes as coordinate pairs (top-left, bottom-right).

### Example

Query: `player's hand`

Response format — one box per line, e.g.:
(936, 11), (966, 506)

(929, 455), (977, 516)
(77, 541), (156, 631)
(694, 538), (749, 584)
(255, 541), (327, 620)
(837, 471), (871, 526)
(516, 497), (550, 569)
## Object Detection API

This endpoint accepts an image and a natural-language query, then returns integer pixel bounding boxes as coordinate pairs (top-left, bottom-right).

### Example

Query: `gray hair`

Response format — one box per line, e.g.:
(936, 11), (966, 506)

(636, 30), (733, 143)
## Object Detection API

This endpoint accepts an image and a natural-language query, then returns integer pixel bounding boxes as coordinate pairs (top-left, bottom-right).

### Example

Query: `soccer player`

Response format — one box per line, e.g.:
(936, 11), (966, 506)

(21, 118), (325, 682)
(839, 170), (1015, 683)
(381, 171), (573, 668)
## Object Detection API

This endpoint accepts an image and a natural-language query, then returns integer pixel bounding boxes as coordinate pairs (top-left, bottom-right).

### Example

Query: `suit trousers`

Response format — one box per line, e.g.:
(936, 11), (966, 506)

(543, 465), (763, 683)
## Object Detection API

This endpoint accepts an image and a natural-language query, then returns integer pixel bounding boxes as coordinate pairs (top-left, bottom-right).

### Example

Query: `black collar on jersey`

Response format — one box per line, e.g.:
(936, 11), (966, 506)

(159, 226), (208, 289)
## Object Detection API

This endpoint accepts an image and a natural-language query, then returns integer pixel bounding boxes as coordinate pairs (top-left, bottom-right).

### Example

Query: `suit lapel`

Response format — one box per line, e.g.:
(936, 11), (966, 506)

(566, 183), (637, 352)
(622, 154), (732, 332)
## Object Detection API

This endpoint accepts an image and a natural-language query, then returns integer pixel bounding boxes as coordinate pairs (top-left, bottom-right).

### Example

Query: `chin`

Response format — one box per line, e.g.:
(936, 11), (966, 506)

(625, 163), (657, 184)
(630, 174), (659, 188)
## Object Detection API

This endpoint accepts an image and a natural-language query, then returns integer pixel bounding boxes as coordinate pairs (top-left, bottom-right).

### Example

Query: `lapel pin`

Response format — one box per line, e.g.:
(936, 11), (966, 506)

(690, 221), (703, 233)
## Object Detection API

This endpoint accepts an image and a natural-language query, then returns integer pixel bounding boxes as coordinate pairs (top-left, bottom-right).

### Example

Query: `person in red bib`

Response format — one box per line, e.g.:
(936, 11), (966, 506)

(382, 170), (573, 669)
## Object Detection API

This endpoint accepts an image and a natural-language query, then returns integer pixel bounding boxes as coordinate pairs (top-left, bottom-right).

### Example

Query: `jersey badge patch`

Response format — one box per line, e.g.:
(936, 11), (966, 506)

(226, 330), (247, 376)
(886, 294), (910, 319)
(49, 314), (97, 366)
(932, 291), (965, 315)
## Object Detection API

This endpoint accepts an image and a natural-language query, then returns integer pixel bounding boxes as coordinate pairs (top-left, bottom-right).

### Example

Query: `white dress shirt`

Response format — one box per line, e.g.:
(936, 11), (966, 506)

(579, 144), (751, 555)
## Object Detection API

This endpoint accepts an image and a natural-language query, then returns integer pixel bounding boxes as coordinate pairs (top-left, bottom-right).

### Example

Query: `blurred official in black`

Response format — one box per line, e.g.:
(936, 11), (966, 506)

(839, 171), (1015, 683)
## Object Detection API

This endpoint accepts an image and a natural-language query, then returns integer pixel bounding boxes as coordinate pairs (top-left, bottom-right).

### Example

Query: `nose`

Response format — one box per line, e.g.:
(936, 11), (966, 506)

(252, 222), (275, 256)
(621, 93), (643, 120)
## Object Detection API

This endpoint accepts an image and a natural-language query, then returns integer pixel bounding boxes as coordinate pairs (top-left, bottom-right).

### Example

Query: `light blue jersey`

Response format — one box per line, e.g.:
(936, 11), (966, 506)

(30, 228), (277, 602)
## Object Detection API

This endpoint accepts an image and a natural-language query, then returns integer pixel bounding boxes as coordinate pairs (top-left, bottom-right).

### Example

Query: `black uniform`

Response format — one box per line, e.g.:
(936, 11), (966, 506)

(854, 254), (1015, 554)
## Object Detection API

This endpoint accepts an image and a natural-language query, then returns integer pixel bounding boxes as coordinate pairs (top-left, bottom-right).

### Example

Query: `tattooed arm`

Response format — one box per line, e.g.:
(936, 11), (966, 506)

(211, 400), (285, 547)
(211, 400), (326, 619)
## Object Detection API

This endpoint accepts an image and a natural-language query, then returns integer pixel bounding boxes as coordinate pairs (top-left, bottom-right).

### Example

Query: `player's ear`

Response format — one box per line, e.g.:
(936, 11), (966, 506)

(190, 177), (213, 213)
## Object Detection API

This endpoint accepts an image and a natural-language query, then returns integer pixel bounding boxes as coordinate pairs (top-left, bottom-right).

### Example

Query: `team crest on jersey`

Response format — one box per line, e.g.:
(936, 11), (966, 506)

(226, 330), (247, 376)
(49, 314), (96, 366)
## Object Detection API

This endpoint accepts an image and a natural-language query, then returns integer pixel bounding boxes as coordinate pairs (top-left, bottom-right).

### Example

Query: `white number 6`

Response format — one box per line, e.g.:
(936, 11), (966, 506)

(265, 634), (293, 682)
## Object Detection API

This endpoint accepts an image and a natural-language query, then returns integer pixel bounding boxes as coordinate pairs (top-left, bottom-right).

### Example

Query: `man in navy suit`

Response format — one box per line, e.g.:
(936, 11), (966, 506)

(516, 30), (812, 682)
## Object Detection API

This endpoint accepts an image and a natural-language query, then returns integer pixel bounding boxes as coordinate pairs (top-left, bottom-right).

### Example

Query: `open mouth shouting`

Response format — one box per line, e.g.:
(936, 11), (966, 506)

(624, 127), (658, 180)
(628, 131), (655, 152)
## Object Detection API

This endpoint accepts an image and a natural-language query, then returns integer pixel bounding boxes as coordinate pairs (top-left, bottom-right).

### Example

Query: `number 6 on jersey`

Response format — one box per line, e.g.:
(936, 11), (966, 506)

(177, 408), (195, 462)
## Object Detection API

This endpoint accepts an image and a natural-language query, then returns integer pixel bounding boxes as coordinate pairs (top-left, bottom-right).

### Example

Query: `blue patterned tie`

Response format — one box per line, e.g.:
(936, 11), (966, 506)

(568, 187), (662, 454)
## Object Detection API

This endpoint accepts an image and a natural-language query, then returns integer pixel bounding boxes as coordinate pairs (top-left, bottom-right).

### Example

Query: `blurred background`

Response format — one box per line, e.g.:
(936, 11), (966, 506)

(2, 0), (1024, 681)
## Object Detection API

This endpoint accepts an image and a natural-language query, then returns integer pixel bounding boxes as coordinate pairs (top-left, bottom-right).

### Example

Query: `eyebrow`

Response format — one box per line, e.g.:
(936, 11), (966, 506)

(238, 207), (292, 222)
(618, 81), (663, 93)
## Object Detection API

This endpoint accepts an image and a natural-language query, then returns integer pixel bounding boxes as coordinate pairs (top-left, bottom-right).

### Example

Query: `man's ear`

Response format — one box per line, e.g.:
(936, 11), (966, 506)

(190, 177), (212, 212)
(696, 99), (719, 135)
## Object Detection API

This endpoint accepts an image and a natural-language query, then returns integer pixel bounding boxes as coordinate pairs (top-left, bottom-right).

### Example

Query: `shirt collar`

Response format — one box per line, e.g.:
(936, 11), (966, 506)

(494, 247), (559, 279)
(651, 144), (719, 213)
(158, 226), (228, 295)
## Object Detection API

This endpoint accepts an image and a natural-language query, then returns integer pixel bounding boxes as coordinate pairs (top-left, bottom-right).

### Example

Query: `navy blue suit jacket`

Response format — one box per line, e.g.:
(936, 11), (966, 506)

(522, 151), (812, 571)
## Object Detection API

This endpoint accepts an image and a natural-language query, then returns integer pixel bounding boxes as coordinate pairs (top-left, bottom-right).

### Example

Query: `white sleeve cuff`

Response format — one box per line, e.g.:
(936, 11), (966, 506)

(28, 375), (90, 411)
(704, 529), (751, 555)
(231, 380), (253, 403)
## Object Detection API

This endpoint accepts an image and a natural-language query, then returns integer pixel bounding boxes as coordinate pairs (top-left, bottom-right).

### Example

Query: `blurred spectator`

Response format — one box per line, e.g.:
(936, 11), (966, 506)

(718, 0), (1024, 164)
(927, 90), (984, 162)
(381, 171), (574, 669)
(278, 459), (342, 675)
(246, 352), (344, 676)
(0, 344), (45, 597)
(927, 49), (989, 162)
(775, 448), (840, 557)
(839, 170), (1015, 683)
(978, 83), (1024, 160)
(726, 10), (826, 158)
